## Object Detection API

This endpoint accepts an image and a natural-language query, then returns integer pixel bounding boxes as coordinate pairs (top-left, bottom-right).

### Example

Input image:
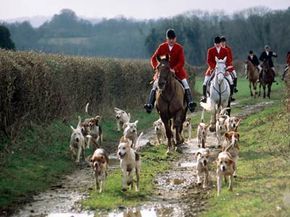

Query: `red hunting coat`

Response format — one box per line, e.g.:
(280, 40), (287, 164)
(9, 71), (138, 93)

(151, 42), (188, 80)
(287, 53), (290, 65)
(205, 46), (230, 76)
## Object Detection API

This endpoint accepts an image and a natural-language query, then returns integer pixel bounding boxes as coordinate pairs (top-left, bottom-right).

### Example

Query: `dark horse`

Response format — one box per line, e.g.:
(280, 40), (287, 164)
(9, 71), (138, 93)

(245, 60), (259, 98)
(155, 55), (187, 153)
(258, 59), (274, 98)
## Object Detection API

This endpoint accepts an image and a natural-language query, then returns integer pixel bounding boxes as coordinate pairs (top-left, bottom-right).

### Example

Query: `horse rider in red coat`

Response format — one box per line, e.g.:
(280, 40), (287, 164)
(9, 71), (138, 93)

(220, 36), (238, 93)
(144, 29), (197, 113)
(201, 36), (234, 103)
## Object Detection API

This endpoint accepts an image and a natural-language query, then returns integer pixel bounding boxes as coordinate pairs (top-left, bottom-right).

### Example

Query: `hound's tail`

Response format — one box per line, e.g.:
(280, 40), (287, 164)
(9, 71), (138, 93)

(77, 116), (82, 128)
(219, 107), (231, 116)
(85, 102), (89, 113)
(200, 100), (213, 111)
(135, 132), (144, 151)
(114, 107), (122, 112)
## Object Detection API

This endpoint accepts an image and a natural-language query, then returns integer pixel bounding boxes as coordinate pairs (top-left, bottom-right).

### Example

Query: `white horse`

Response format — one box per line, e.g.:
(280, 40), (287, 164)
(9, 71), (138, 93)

(200, 57), (231, 131)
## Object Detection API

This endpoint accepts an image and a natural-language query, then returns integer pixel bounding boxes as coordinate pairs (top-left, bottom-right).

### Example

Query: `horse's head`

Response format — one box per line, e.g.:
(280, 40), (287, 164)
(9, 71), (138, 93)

(157, 54), (172, 90)
(214, 56), (227, 84)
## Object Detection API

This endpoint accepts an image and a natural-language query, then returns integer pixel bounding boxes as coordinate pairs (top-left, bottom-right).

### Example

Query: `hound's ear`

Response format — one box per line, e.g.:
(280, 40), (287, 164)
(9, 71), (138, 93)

(229, 158), (235, 166)
(157, 55), (161, 62)
(128, 113), (131, 121)
(236, 133), (240, 141)
(224, 132), (231, 139)
(100, 156), (106, 164)
(90, 156), (94, 162)
(195, 152), (201, 158)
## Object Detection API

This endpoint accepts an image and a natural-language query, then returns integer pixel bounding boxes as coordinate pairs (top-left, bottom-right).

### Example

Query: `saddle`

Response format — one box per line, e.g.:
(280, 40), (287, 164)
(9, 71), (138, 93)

(206, 72), (231, 95)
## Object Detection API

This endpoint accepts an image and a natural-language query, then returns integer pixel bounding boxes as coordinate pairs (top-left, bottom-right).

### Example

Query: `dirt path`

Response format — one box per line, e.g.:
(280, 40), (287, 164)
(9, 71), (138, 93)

(11, 101), (273, 217)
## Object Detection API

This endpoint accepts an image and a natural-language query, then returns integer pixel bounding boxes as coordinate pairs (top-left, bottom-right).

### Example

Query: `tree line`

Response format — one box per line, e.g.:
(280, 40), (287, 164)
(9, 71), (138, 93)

(1, 7), (290, 65)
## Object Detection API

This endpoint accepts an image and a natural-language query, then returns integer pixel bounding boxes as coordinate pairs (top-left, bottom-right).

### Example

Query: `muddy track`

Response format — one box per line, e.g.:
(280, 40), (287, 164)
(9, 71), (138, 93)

(10, 101), (273, 217)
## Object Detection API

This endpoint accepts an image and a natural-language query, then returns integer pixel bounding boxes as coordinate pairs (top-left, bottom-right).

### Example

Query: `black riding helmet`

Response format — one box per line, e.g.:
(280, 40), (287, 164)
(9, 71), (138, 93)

(220, 36), (226, 42)
(214, 36), (221, 44)
(166, 29), (176, 39)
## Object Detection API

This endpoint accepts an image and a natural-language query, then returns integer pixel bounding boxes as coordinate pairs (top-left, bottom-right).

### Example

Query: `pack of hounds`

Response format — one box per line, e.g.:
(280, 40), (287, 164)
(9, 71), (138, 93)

(69, 104), (241, 196)
(69, 104), (142, 193)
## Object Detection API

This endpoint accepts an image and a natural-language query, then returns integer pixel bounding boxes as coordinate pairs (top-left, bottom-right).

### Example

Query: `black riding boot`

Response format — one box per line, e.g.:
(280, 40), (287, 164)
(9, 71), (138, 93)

(230, 85), (235, 102)
(233, 77), (238, 93)
(200, 85), (207, 103)
(185, 89), (197, 113)
(144, 89), (156, 113)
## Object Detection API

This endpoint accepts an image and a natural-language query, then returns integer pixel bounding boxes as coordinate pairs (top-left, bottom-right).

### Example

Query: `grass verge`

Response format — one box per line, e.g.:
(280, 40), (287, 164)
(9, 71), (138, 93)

(198, 78), (290, 216)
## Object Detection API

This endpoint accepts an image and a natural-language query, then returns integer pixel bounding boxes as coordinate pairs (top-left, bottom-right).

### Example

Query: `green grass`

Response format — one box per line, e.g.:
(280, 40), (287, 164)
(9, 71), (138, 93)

(0, 121), (74, 208)
(82, 145), (176, 210)
(0, 109), (159, 211)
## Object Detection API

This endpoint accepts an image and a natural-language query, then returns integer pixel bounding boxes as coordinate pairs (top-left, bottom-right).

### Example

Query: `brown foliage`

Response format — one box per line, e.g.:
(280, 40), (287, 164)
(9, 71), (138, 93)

(0, 50), (196, 137)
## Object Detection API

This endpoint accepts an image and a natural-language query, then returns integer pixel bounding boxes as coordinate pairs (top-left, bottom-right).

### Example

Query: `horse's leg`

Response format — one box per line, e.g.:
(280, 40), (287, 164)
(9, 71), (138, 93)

(253, 82), (257, 98)
(249, 82), (253, 97)
(227, 100), (231, 116)
(209, 108), (216, 132)
(161, 118), (173, 153)
(173, 112), (185, 150)
(258, 83), (261, 97)
(267, 83), (272, 98)
(263, 84), (266, 98)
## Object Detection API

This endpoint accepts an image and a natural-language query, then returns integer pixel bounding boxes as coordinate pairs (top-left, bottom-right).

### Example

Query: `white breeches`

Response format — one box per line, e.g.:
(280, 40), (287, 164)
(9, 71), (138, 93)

(153, 78), (190, 90)
(203, 76), (211, 85)
(181, 79), (190, 89)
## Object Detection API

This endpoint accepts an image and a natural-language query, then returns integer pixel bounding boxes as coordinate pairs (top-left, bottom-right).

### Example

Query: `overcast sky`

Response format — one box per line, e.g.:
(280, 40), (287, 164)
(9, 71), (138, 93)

(0, 0), (289, 20)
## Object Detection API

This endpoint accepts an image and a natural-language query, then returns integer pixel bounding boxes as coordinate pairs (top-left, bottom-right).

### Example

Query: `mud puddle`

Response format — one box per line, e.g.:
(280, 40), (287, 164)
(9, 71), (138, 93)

(10, 101), (273, 217)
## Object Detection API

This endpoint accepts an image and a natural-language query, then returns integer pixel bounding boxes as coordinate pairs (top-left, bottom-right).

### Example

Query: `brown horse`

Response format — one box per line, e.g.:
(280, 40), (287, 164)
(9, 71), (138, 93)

(155, 55), (187, 153)
(258, 60), (274, 98)
(245, 60), (259, 98)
